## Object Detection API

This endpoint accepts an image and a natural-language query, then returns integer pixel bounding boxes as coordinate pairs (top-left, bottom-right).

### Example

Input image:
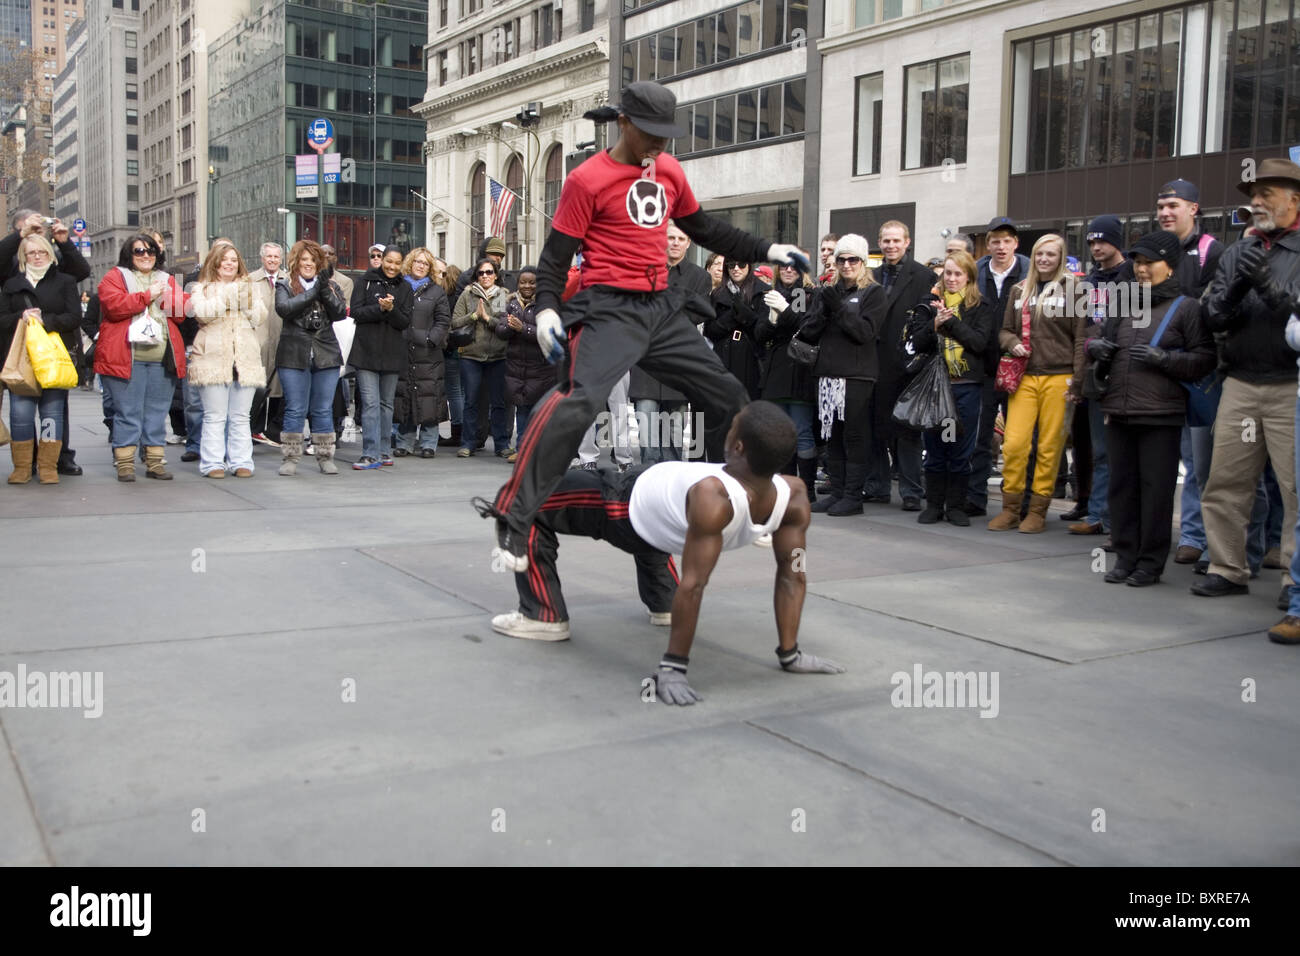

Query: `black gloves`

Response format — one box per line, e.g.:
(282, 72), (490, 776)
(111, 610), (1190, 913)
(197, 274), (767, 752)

(819, 283), (843, 317)
(1129, 344), (1171, 370)
(1086, 338), (1118, 362)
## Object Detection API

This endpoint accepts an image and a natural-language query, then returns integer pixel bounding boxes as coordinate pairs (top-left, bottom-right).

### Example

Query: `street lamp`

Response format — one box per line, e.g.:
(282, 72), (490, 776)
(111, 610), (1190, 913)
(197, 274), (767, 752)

(499, 109), (542, 263)
(276, 207), (291, 251)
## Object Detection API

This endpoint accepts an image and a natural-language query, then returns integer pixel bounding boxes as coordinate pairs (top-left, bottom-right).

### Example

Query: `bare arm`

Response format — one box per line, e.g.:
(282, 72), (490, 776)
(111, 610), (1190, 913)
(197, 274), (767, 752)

(665, 479), (731, 660)
(771, 481), (810, 653)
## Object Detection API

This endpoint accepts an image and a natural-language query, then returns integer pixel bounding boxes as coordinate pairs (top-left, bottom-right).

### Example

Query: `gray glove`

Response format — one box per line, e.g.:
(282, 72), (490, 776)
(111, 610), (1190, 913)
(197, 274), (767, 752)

(777, 646), (846, 674)
(654, 667), (701, 705)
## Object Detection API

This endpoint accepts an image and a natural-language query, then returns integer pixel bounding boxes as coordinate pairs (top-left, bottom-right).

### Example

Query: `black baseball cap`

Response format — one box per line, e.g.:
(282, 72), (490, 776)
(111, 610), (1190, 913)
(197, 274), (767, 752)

(1128, 229), (1182, 268)
(1157, 179), (1200, 203)
(986, 216), (1019, 236)
(617, 82), (686, 139)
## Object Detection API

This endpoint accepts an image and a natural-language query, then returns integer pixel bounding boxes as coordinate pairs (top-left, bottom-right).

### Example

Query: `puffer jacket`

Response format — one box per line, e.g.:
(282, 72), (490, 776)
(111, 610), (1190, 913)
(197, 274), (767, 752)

(796, 279), (885, 381)
(1096, 280), (1217, 421)
(186, 279), (268, 388)
(451, 281), (509, 362)
(1203, 226), (1300, 384)
(93, 267), (189, 380)
(495, 293), (555, 406)
(275, 276), (348, 370)
(349, 266), (413, 372)
(395, 277), (451, 426)
(909, 291), (998, 383)
(754, 279), (818, 403)
(706, 278), (770, 399)
(999, 274), (1088, 396)
(0, 268), (81, 361)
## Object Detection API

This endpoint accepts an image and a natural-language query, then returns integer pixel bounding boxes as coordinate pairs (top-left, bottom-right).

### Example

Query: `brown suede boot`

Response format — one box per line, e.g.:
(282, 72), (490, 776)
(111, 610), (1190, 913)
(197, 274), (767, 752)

(987, 490), (1023, 531)
(1017, 494), (1053, 533)
(114, 445), (137, 482)
(144, 446), (172, 480)
(8, 439), (34, 484)
(312, 432), (339, 475)
(36, 439), (62, 484)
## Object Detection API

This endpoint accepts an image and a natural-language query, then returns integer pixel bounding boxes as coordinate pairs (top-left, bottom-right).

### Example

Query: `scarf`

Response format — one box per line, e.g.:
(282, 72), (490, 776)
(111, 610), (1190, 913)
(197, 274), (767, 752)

(818, 377), (846, 440)
(24, 260), (52, 285)
(404, 275), (429, 295)
(941, 289), (969, 378)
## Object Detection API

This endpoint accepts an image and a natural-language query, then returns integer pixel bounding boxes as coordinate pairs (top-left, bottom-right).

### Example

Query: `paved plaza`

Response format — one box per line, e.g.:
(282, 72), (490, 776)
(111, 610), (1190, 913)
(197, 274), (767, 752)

(1, 390), (1296, 866)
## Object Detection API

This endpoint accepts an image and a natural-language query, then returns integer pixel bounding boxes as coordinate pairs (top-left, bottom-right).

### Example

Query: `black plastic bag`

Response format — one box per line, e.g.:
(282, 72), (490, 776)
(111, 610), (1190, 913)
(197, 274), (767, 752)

(891, 353), (957, 432)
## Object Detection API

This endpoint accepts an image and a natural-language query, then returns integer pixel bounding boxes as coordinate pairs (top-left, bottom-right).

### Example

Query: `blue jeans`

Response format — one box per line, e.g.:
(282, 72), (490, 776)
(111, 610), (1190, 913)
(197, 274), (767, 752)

(443, 350), (464, 425)
(197, 382), (256, 473)
(183, 373), (203, 453)
(459, 358), (507, 451)
(8, 388), (66, 442)
(1086, 398), (1110, 529)
(396, 422), (440, 452)
(1178, 424), (1213, 549)
(1288, 396), (1300, 613)
(515, 402), (536, 448)
(279, 366), (340, 436)
(354, 369), (398, 459)
(922, 381), (981, 475)
(635, 398), (690, 463)
(103, 361), (172, 447)
(774, 401), (817, 459)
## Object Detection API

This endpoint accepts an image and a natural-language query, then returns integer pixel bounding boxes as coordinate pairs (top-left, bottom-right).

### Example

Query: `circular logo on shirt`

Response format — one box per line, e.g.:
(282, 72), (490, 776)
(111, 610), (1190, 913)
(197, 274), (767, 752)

(626, 179), (667, 229)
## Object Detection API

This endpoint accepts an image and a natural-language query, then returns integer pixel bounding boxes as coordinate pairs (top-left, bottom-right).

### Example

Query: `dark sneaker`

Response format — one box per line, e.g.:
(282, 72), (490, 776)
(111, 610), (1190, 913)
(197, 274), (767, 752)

(419, 448), (436, 459)
(181, 450), (199, 462)
(380, 455), (395, 466)
(352, 457), (382, 470)
(1279, 585), (1293, 612)
(901, 497), (922, 512)
(1189, 574), (1248, 597)
(1125, 569), (1161, 587)
(1104, 567), (1133, 584)
(1174, 545), (1203, 564)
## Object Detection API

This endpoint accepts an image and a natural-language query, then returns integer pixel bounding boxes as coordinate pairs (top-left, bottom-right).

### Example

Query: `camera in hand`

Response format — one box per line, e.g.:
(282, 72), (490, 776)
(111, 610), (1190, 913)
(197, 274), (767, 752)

(909, 301), (938, 324)
(304, 304), (325, 332)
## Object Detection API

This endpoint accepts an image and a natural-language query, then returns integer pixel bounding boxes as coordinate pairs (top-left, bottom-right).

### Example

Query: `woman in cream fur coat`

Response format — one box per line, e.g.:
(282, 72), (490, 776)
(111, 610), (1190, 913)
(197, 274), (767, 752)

(187, 239), (267, 477)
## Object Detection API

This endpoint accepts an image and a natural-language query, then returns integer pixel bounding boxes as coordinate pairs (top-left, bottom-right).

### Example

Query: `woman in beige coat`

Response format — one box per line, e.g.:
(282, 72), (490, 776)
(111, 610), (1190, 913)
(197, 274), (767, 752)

(187, 240), (267, 477)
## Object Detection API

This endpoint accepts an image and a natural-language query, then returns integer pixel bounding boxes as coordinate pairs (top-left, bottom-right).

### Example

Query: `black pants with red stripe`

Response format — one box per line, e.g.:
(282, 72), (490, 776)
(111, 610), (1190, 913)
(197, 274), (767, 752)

(494, 286), (749, 538)
(519, 464), (679, 623)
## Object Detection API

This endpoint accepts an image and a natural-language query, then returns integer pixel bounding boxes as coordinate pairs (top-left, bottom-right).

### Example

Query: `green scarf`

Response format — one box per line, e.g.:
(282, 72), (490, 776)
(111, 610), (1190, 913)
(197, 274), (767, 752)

(941, 289), (969, 378)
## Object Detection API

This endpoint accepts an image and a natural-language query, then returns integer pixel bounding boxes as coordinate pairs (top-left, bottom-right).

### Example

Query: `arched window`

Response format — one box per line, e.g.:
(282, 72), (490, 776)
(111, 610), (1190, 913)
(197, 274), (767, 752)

(469, 162), (485, 261)
(504, 153), (523, 265)
(543, 145), (563, 226)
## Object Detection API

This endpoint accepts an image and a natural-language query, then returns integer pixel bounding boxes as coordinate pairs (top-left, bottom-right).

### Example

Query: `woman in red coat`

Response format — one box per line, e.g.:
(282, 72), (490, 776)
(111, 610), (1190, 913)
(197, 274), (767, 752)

(95, 234), (189, 481)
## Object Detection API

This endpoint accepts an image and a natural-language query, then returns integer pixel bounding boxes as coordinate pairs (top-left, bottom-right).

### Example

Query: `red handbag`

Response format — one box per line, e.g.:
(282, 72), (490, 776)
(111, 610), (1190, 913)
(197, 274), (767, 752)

(994, 298), (1032, 394)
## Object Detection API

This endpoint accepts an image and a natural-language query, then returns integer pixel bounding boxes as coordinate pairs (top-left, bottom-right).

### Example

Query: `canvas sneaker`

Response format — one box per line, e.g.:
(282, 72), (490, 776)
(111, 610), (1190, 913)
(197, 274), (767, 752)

(491, 611), (570, 642)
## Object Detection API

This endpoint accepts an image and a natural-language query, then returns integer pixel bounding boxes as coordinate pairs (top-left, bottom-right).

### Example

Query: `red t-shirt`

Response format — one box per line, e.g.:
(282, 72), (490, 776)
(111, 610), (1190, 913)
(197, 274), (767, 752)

(551, 150), (701, 293)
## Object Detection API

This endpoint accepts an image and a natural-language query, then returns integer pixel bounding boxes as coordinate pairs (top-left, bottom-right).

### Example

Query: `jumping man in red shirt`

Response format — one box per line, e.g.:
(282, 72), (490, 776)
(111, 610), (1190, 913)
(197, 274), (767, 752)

(482, 81), (809, 571)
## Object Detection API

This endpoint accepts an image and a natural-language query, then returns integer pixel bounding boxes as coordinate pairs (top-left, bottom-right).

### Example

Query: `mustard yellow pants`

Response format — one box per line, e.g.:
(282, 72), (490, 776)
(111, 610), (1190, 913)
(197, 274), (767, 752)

(1001, 373), (1070, 498)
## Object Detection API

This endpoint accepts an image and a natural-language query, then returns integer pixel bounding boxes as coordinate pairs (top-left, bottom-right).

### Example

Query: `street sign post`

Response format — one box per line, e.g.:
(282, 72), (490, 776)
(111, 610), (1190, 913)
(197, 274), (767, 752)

(307, 118), (335, 244)
(73, 218), (87, 236)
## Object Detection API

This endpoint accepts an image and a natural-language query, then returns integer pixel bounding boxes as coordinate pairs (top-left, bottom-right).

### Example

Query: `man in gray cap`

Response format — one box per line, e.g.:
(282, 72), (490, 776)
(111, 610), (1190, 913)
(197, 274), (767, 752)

(482, 81), (810, 573)
(1193, 158), (1300, 621)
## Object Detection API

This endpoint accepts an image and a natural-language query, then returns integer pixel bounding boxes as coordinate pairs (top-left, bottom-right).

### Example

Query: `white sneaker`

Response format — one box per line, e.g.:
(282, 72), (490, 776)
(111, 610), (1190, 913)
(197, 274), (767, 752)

(491, 611), (570, 641)
(752, 533), (773, 547)
(649, 611), (672, 626)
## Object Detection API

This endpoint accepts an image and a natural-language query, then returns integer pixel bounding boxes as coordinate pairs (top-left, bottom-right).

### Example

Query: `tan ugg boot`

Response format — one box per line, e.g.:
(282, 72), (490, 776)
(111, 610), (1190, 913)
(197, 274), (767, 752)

(987, 490), (1023, 531)
(312, 432), (339, 475)
(8, 439), (34, 484)
(114, 445), (137, 482)
(144, 446), (173, 480)
(1017, 494), (1053, 534)
(278, 434), (303, 476)
(36, 439), (62, 484)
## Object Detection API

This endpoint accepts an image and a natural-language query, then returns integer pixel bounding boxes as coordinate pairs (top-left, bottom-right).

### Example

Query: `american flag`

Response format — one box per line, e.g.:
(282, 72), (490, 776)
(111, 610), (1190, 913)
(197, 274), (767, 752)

(488, 177), (517, 239)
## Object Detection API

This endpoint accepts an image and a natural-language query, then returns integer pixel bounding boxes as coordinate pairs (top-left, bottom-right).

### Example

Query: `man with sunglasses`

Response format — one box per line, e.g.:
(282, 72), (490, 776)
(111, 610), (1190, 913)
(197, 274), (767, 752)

(483, 81), (808, 572)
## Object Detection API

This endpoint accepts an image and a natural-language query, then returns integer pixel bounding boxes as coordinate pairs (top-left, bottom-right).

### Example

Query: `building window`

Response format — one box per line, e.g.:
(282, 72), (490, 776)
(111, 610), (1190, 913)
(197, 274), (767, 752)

(854, 72), (883, 175)
(125, 57), (137, 73)
(126, 159), (138, 176)
(181, 54), (191, 81)
(125, 30), (136, 48)
(504, 154), (522, 261)
(460, 0), (483, 17)
(438, 50), (448, 85)
(181, 90), (191, 116)
(180, 19), (190, 47)
(126, 82), (137, 100)
(903, 53), (968, 170)
(181, 124), (192, 150)
(439, 0), (448, 29)
(581, 0), (596, 33)
(544, 144), (563, 222)
(181, 159), (193, 183)
(535, 4), (561, 49)
(469, 162), (486, 259)
(127, 133), (138, 150)
(126, 108), (137, 125)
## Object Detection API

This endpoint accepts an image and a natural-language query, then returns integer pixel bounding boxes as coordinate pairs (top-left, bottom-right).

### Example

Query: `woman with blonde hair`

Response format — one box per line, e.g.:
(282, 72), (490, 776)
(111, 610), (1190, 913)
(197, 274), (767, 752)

(907, 251), (997, 525)
(394, 246), (450, 456)
(188, 239), (266, 477)
(988, 233), (1087, 533)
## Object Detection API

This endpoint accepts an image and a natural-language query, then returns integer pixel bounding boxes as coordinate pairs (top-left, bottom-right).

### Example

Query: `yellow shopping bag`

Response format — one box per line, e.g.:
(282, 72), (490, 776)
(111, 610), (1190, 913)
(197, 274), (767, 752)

(24, 313), (79, 390)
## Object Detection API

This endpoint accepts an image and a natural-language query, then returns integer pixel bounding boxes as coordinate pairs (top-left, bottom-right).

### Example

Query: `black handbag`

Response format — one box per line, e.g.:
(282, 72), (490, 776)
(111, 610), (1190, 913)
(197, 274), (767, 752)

(787, 335), (819, 367)
(446, 323), (474, 348)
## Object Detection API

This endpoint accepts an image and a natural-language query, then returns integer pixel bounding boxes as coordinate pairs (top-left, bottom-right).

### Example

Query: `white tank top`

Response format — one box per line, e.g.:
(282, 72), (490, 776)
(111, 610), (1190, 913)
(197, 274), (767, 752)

(629, 462), (791, 555)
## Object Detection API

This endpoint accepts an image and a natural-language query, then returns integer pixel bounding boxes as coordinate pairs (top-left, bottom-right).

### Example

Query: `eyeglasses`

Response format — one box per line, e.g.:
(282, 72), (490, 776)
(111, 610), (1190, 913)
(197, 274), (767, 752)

(836, 256), (862, 265)
(132, 248), (156, 256)
(26, 249), (51, 257)
(727, 263), (747, 270)
(476, 270), (496, 277)
(369, 253), (383, 259)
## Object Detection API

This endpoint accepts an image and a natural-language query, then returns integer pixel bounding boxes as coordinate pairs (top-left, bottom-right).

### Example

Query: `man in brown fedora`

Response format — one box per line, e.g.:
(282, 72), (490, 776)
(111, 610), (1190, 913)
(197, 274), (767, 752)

(1194, 158), (1300, 642)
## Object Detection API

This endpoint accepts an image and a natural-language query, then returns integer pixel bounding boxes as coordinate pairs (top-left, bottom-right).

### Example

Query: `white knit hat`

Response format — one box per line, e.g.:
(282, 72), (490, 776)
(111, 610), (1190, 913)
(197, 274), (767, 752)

(833, 233), (870, 262)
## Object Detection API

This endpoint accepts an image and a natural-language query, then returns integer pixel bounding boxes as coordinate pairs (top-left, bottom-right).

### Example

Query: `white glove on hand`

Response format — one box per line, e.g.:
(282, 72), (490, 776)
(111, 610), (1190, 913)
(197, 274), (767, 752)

(767, 244), (811, 273)
(536, 308), (566, 364)
(763, 290), (787, 312)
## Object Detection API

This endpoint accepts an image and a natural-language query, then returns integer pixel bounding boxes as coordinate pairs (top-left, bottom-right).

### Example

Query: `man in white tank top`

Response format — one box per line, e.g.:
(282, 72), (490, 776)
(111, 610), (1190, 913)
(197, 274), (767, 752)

(480, 401), (845, 704)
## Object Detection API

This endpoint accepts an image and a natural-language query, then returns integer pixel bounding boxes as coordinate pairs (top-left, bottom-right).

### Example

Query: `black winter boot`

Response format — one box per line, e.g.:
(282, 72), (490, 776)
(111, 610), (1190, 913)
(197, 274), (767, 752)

(945, 473), (970, 526)
(811, 459), (844, 513)
(918, 472), (947, 524)
(828, 464), (866, 516)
